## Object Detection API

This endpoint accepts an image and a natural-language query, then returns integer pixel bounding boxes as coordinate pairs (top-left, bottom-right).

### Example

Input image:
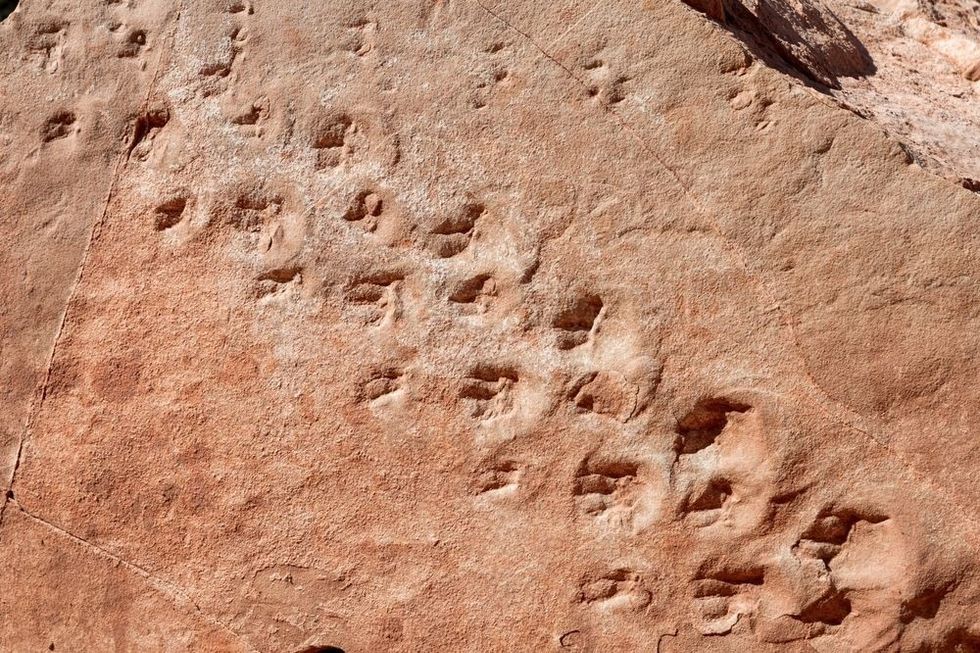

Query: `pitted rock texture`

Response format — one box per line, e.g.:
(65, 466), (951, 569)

(2, 1), (980, 652)
(825, 0), (980, 187)
(685, 0), (980, 185)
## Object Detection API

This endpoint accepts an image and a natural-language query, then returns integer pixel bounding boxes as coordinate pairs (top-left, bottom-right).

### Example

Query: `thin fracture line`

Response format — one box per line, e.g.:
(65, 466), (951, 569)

(545, 0), (605, 53)
(12, 500), (258, 652)
(0, 7), (181, 528)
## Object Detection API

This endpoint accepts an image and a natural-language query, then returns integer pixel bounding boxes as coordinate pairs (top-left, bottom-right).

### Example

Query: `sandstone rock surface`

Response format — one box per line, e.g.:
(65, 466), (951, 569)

(2, 0), (980, 651)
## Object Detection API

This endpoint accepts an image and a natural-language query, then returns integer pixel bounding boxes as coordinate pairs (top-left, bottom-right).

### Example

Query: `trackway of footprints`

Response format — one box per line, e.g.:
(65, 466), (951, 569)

(111, 11), (972, 649)
(135, 107), (956, 651)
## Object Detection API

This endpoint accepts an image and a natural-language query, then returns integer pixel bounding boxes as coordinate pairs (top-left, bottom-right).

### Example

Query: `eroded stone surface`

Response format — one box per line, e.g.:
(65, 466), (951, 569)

(2, 1), (980, 651)
(827, 0), (980, 187)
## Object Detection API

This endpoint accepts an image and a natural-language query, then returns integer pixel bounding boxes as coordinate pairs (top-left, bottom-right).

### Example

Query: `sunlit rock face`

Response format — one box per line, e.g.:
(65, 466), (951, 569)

(2, 1), (980, 651)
